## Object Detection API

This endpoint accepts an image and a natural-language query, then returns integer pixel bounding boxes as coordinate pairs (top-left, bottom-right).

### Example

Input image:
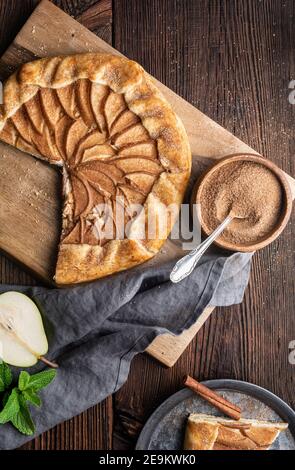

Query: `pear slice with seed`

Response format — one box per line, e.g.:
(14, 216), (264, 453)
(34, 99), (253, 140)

(0, 291), (56, 368)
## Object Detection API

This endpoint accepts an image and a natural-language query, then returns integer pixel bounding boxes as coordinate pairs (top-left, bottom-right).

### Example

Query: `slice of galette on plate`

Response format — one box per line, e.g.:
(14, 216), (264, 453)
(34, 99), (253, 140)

(0, 53), (191, 284)
(183, 414), (288, 450)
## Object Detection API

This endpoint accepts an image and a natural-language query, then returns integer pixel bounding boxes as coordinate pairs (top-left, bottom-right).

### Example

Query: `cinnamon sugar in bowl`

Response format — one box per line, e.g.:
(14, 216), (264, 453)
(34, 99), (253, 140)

(193, 154), (292, 252)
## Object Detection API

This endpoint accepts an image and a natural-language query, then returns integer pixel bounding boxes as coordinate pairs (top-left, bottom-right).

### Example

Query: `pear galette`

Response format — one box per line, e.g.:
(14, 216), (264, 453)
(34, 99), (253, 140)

(0, 53), (191, 284)
(184, 414), (288, 450)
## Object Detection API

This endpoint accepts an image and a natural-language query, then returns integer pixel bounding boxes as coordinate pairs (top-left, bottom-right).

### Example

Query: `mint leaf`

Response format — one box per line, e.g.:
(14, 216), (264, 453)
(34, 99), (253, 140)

(0, 388), (20, 424)
(18, 371), (31, 391)
(22, 389), (41, 407)
(0, 361), (12, 392)
(10, 395), (35, 436)
(27, 369), (56, 392)
(0, 367), (57, 436)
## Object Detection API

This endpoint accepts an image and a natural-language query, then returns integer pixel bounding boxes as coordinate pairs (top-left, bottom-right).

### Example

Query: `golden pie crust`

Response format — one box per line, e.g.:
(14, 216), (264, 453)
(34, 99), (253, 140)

(0, 53), (191, 284)
(183, 414), (288, 450)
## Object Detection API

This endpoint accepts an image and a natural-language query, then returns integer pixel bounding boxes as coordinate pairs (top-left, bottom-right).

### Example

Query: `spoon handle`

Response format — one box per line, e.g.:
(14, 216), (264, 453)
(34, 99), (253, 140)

(170, 214), (233, 283)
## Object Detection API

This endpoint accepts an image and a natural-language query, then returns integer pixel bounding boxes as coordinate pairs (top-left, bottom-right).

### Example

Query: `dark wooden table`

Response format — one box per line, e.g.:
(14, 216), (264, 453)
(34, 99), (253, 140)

(0, 0), (294, 450)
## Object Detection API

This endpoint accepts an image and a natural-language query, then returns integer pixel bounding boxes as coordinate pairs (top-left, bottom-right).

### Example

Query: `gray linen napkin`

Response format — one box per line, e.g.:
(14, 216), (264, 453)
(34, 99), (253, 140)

(0, 251), (253, 449)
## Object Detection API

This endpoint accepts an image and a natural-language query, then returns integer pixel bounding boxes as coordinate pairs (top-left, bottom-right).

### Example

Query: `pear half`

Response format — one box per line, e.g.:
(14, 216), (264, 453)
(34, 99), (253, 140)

(0, 291), (48, 367)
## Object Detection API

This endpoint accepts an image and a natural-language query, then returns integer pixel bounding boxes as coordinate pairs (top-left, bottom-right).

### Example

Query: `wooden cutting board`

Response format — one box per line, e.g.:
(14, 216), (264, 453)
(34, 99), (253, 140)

(0, 0), (294, 367)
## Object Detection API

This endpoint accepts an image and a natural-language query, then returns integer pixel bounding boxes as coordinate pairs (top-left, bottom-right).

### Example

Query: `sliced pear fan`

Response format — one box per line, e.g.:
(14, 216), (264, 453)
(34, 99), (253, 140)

(0, 291), (58, 368)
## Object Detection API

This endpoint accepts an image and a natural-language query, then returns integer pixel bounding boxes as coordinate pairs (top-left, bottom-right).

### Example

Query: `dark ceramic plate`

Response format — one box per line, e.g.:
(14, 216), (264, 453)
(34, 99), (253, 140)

(136, 379), (295, 450)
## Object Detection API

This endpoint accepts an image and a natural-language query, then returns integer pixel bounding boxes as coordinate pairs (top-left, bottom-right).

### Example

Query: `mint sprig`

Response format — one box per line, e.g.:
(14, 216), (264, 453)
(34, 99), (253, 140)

(0, 361), (56, 435)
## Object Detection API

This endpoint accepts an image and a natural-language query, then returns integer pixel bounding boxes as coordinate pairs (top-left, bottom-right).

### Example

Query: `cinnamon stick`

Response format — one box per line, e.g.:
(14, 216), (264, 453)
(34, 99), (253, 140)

(183, 375), (241, 421)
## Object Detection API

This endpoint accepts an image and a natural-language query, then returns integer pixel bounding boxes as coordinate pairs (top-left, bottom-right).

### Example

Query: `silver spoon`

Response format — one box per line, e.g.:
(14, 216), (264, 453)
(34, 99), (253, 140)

(170, 213), (235, 283)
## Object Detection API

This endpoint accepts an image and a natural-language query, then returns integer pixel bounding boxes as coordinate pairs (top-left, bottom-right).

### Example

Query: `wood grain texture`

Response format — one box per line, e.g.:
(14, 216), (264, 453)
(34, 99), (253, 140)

(0, 0), (279, 368)
(0, 0), (294, 283)
(112, 0), (295, 449)
(76, 0), (112, 43)
(0, 0), (113, 451)
(0, 0), (294, 451)
(146, 307), (215, 366)
(2, 0), (293, 369)
(22, 399), (113, 450)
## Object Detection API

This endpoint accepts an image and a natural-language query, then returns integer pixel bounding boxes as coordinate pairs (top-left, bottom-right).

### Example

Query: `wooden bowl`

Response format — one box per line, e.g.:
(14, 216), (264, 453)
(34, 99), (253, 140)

(191, 154), (293, 252)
